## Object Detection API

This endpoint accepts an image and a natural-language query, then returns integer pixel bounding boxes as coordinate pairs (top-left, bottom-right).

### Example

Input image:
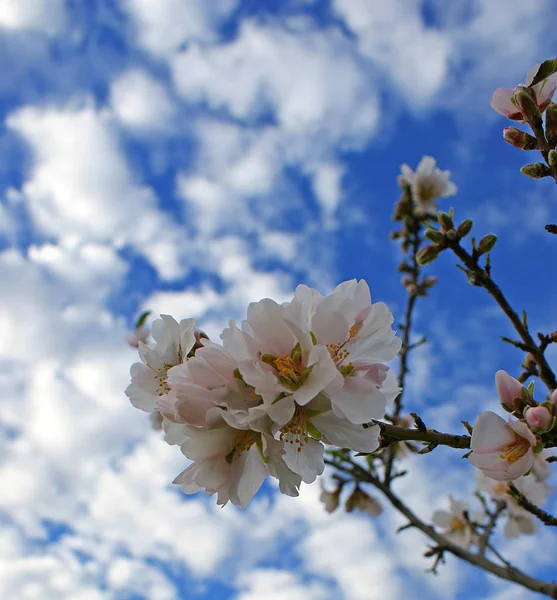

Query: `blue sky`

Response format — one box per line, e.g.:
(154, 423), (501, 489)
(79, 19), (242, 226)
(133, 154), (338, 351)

(1, 1), (556, 598)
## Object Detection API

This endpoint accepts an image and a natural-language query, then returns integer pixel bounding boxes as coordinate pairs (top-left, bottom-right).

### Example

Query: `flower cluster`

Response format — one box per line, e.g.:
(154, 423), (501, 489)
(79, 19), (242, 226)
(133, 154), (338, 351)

(125, 280), (401, 508)
(468, 371), (556, 481)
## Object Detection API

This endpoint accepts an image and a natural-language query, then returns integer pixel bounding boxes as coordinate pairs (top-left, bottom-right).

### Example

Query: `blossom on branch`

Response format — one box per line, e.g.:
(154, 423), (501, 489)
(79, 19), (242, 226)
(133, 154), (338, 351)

(468, 411), (537, 481)
(490, 63), (557, 122)
(398, 156), (457, 215)
(125, 280), (401, 507)
(432, 497), (476, 549)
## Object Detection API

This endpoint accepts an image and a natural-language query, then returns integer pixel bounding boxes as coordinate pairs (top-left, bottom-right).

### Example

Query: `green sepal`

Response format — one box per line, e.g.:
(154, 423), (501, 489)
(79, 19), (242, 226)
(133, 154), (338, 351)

(307, 421), (322, 440)
(528, 58), (557, 88)
(261, 353), (279, 366)
(135, 310), (151, 329)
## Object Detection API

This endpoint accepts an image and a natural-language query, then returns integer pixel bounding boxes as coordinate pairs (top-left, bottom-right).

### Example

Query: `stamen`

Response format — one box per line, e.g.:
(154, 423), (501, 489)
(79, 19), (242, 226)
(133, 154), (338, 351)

(500, 436), (530, 463)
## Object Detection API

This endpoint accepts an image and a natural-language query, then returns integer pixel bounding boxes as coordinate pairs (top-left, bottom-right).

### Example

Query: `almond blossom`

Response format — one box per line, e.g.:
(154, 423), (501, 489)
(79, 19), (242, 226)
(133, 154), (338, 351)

(432, 497), (476, 549)
(468, 411), (537, 481)
(398, 156), (457, 215)
(490, 63), (557, 122)
(125, 315), (197, 412)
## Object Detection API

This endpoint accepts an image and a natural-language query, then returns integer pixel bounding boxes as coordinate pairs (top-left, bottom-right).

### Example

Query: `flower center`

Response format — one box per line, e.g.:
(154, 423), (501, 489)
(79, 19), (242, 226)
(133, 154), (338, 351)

(261, 348), (312, 392)
(280, 406), (310, 453)
(449, 516), (467, 534)
(226, 430), (259, 463)
(500, 435), (530, 463)
(152, 368), (171, 397)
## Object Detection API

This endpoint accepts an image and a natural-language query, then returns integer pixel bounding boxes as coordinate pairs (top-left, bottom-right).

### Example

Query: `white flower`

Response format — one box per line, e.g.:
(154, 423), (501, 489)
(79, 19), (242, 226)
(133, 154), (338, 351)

(468, 411), (537, 481)
(284, 280), (401, 424)
(399, 156), (457, 214)
(125, 315), (197, 412)
(432, 497), (475, 549)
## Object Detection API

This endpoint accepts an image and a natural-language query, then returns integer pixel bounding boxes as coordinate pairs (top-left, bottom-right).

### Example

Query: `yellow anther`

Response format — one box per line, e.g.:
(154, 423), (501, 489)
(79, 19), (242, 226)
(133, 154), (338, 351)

(500, 436), (530, 463)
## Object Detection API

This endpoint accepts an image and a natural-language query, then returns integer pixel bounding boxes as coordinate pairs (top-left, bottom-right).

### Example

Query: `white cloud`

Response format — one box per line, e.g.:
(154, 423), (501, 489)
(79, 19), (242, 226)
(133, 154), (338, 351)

(110, 68), (176, 132)
(122, 0), (238, 57)
(332, 0), (450, 107)
(7, 103), (189, 279)
(0, 0), (65, 35)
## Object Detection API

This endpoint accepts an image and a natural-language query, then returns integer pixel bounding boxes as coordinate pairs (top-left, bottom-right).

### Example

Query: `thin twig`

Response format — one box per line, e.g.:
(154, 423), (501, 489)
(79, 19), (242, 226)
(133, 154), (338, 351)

(508, 484), (557, 527)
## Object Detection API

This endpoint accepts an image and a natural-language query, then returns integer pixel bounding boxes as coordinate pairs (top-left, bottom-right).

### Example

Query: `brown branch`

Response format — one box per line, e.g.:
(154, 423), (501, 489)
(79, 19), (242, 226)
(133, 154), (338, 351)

(377, 421), (470, 449)
(447, 241), (557, 391)
(326, 457), (557, 598)
(508, 484), (557, 528)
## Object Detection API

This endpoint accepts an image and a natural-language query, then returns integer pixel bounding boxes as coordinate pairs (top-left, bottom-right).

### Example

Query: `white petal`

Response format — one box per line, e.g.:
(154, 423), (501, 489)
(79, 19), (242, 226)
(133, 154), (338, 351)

(313, 413), (379, 453)
(229, 444), (268, 508)
(283, 438), (324, 484)
(471, 412), (514, 453)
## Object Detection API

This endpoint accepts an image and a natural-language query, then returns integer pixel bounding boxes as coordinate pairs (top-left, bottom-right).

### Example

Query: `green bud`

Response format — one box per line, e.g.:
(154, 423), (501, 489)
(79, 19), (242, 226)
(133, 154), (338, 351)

(457, 219), (473, 238)
(416, 244), (441, 265)
(477, 234), (497, 254)
(513, 86), (541, 123)
(438, 211), (454, 232)
(545, 102), (557, 147)
(549, 150), (557, 166)
(424, 228), (445, 244)
(446, 230), (458, 242)
(520, 162), (551, 179)
(503, 127), (538, 150)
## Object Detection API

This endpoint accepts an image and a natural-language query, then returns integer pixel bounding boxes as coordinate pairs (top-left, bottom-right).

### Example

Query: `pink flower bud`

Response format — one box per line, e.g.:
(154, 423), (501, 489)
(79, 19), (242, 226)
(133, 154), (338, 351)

(525, 406), (552, 432)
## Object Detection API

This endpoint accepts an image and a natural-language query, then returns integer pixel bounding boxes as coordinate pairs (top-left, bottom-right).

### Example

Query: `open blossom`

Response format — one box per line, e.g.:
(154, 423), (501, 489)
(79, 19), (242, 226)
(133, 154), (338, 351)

(125, 315), (197, 412)
(432, 497), (476, 549)
(399, 156), (457, 215)
(469, 411), (537, 481)
(491, 63), (557, 122)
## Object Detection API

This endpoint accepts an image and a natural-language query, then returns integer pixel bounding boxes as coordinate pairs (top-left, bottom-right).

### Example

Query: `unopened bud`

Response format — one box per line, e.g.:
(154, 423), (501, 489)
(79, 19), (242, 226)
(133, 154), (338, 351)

(422, 275), (438, 289)
(521, 162), (551, 179)
(424, 228), (445, 244)
(550, 331), (557, 343)
(503, 127), (538, 150)
(545, 103), (557, 147)
(457, 219), (473, 238)
(513, 85), (541, 123)
(417, 244), (441, 265)
(549, 389), (557, 405)
(390, 230), (403, 240)
(525, 406), (553, 432)
(477, 234), (497, 254)
(446, 229), (458, 242)
(438, 211), (454, 232)
(549, 150), (557, 166)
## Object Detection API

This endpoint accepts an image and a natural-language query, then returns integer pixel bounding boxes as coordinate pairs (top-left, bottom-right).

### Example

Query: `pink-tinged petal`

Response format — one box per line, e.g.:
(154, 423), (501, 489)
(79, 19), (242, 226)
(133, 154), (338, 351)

(266, 396), (296, 427)
(313, 414), (379, 453)
(169, 385), (216, 427)
(495, 370), (524, 406)
(471, 411), (514, 453)
(328, 375), (387, 424)
(220, 320), (257, 362)
(173, 464), (203, 493)
(311, 307), (350, 346)
(468, 452), (506, 470)
(229, 445), (268, 508)
(490, 87), (517, 117)
(525, 63), (541, 86)
(283, 438), (324, 483)
(509, 420), (537, 447)
(246, 298), (297, 356)
(284, 284), (323, 331)
(293, 345), (340, 406)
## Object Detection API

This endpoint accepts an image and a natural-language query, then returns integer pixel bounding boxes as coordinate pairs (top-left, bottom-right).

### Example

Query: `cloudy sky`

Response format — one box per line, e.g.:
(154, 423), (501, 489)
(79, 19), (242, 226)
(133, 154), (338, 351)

(1, 0), (557, 598)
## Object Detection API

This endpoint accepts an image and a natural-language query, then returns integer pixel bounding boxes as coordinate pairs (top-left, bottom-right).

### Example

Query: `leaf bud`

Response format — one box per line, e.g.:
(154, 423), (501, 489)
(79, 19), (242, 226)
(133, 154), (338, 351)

(422, 275), (438, 289)
(477, 234), (497, 254)
(457, 219), (473, 238)
(417, 244), (441, 265)
(424, 228), (445, 244)
(545, 102), (557, 147)
(438, 211), (454, 232)
(549, 150), (557, 166)
(446, 229), (458, 242)
(520, 162), (551, 179)
(503, 127), (538, 150)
